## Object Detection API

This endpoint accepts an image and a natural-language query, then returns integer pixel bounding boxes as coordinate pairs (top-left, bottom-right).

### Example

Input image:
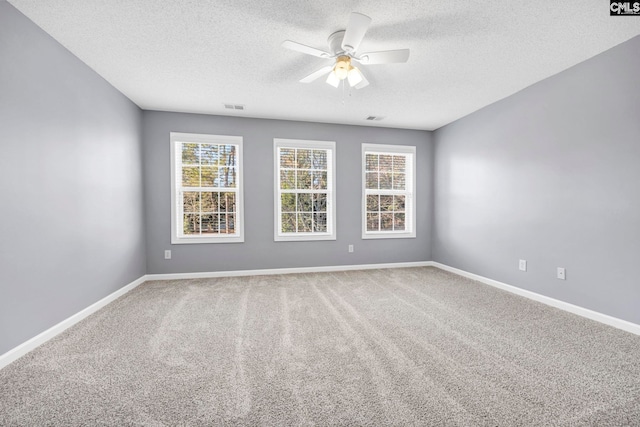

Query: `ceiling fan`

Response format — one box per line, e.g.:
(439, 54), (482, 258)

(282, 12), (410, 90)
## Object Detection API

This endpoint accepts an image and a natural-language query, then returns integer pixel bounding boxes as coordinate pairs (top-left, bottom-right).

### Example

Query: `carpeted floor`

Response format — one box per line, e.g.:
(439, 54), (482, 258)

(1, 267), (639, 426)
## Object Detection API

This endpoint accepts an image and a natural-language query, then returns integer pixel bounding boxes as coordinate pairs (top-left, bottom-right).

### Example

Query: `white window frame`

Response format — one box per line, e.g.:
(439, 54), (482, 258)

(170, 132), (244, 244)
(274, 138), (336, 242)
(362, 143), (416, 239)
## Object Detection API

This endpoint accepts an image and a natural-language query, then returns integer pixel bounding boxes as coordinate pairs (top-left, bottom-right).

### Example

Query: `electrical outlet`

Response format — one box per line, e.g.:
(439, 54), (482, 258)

(348, 244), (354, 253)
(557, 267), (566, 280)
(164, 250), (172, 260)
(519, 259), (527, 271)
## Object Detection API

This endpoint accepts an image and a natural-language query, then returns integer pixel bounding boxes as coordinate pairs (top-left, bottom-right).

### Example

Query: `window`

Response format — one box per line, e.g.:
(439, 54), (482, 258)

(170, 132), (244, 244)
(274, 139), (336, 241)
(362, 144), (416, 239)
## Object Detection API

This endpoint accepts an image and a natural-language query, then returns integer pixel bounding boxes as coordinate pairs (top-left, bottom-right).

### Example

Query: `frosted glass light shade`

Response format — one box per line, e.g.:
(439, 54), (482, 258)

(326, 71), (340, 87)
(347, 68), (363, 87)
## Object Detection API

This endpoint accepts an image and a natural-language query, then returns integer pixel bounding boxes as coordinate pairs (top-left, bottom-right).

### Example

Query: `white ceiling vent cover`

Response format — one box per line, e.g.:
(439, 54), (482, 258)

(224, 104), (245, 110)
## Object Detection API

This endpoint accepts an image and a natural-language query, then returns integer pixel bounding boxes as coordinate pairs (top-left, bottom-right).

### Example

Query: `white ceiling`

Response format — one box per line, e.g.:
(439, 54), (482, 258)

(8, 0), (640, 130)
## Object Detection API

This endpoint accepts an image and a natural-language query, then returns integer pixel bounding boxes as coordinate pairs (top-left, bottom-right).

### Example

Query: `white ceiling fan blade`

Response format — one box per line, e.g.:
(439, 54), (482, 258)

(354, 70), (369, 89)
(358, 49), (410, 64)
(282, 40), (332, 58)
(300, 66), (334, 83)
(341, 12), (371, 53)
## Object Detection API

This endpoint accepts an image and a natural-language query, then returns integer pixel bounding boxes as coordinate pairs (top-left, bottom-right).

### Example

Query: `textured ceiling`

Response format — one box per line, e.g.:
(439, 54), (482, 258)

(8, 0), (640, 130)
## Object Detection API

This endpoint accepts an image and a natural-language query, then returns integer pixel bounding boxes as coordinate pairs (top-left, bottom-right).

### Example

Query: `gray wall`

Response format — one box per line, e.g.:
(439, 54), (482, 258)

(143, 111), (432, 273)
(0, 2), (146, 355)
(433, 36), (640, 324)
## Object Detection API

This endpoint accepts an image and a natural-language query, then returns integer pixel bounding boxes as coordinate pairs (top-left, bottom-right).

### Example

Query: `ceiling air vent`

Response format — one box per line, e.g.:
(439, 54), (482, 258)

(224, 104), (245, 110)
(365, 116), (384, 121)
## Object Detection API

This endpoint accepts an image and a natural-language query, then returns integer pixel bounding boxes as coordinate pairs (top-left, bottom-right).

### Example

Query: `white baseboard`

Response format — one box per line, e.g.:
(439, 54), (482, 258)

(146, 261), (434, 281)
(431, 262), (640, 336)
(0, 275), (147, 370)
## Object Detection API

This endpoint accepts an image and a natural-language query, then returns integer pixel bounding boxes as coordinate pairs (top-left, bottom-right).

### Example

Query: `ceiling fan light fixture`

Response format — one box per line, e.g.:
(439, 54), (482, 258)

(347, 67), (363, 87)
(326, 71), (340, 87)
(333, 55), (351, 80)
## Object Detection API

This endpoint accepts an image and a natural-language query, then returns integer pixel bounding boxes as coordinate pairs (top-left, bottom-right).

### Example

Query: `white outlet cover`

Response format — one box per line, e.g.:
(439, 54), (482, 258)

(557, 267), (566, 280)
(519, 259), (527, 271)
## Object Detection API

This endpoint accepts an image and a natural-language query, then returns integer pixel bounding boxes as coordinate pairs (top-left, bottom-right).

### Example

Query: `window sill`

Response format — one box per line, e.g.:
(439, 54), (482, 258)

(171, 235), (244, 244)
(274, 233), (336, 242)
(361, 232), (416, 240)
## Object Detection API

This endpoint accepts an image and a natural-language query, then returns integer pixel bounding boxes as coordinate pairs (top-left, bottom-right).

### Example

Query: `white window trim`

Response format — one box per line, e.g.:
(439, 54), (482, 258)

(170, 132), (244, 244)
(274, 138), (337, 242)
(361, 143), (416, 240)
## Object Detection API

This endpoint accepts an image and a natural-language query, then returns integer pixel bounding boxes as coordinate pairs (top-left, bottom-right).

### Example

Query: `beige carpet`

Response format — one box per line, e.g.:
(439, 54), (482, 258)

(1, 267), (639, 426)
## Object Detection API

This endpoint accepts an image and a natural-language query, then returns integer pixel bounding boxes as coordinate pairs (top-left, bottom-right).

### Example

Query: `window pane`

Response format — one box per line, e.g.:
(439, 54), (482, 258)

(297, 193), (312, 212)
(200, 144), (218, 165)
(393, 156), (405, 173)
(280, 148), (295, 168)
(394, 213), (406, 231)
(182, 143), (199, 164)
(365, 172), (378, 189)
(393, 195), (405, 212)
(379, 172), (393, 190)
(379, 195), (394, 212)
(366, 213), (379, 231)
(183, 214), (200, 234)
(366, 195), (379, 212)
(296, 170), (312, 189)
(227, 192), (237, 212)
(280, 170), (295, 189)
(314, 213), (327, 232)
(182, 166), (200, 186)
(217, 167), (236, 188)
(380, 213), (394, 231)
(379, 155), (393, 171)
(365, 154), (378, 172)
(296, 149), (311, 169)
(281, 213), (296, 232)
(313, 193), (327, 212)
(183, 191), (200, 213)
(281, 193), (296, 212)
(297, 213), (313, 232)
(312, 150), (327, 170)
(201, 214), (218, 234)
(312, 171), (327, 190)
(200, 166), (215, 187)
(225, 213), (236, 233)
(201, 192), (218, 213)
(219, 145), (236, 166)
(217, 214), (235, 234)
(219, 192), (236, 213)
(393, 173), (405, 190)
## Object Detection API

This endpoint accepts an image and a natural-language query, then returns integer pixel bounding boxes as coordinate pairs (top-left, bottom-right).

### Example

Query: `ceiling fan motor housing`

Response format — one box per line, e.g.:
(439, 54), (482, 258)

(327, 30), (347, 55)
